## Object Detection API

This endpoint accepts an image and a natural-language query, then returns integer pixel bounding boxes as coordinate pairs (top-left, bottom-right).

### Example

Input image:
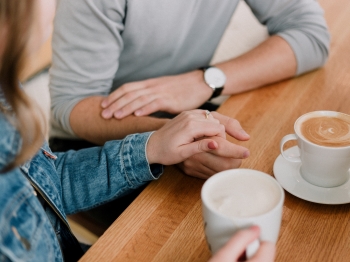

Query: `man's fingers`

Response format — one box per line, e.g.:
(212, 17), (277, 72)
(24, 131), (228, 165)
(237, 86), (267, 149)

(188, 152), (243, 173)
(114, 94), (158, 119)
(101, 89), (152, 119)
(211, 111), (250, 141)
(134, 98), (164, 117)
(183, 153), (218, 173)
(177, 160), (214, 179)
(101, 82), (145, 108)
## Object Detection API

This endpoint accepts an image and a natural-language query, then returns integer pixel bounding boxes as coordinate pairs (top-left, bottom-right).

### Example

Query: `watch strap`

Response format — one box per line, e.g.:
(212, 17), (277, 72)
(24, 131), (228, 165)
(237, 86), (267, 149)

(210, 87), (224, 99)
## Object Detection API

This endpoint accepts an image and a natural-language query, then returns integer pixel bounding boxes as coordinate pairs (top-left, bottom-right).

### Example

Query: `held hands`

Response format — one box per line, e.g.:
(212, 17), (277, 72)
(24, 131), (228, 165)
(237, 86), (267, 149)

(177, 111), (250, 179)
(209, 226), (276, 262)
(146, 110), (249, 167)
(100, 71), (212, 119)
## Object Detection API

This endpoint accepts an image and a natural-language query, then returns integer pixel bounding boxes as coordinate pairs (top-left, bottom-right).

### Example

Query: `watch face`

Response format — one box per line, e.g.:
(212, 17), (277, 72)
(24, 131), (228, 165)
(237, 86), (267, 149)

(204, 67), (226, 88)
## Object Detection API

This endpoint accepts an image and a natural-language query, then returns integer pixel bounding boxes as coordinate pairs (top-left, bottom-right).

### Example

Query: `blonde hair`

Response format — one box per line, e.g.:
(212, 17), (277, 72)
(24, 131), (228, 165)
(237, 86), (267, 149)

(0, 0), (46, 172)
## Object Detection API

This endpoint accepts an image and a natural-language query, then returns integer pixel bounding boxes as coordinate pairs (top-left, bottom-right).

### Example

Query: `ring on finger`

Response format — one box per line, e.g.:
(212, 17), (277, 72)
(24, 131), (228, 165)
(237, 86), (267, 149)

(205, 110), (211, 119)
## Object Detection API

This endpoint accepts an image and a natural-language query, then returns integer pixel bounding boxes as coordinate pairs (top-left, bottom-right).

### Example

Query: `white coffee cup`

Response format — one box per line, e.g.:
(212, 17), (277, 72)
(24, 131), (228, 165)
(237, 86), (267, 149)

(201, 169), (284, 258)
(280, 111), (350, 188)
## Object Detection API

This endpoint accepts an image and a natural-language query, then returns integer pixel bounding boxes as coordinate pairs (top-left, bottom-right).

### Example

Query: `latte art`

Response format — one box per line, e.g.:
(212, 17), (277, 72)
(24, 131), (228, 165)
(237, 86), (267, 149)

(300, 116), (350, 147)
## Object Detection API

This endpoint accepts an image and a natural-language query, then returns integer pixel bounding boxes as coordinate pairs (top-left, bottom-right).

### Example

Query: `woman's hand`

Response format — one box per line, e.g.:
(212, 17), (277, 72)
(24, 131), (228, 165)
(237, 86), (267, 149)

(176, 111), (250, 179)
(146, 110), (249, 165)
(209, 226), (276, 262)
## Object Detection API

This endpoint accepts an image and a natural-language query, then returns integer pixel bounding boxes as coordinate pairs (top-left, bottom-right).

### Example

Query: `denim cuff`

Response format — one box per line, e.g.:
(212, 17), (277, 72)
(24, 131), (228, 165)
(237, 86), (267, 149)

(122, 132), (163, 186)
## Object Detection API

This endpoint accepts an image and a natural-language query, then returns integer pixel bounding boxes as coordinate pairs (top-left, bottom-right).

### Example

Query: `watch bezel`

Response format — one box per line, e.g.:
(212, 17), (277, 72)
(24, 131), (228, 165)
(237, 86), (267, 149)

(201, 66), (226, 99)
(203, 67), (226, 89)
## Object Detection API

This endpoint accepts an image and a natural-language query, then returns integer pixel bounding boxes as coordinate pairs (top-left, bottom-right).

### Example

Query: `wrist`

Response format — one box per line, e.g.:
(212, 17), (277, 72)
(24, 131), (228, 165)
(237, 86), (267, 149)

(193, 70), (214, 101)
(146, 131), (158, 164)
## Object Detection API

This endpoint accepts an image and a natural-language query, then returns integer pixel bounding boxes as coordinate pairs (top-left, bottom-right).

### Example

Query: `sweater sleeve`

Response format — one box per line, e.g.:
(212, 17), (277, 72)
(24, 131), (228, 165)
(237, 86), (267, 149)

(245, 0), (330, 75)
(49, 0), (126, 137)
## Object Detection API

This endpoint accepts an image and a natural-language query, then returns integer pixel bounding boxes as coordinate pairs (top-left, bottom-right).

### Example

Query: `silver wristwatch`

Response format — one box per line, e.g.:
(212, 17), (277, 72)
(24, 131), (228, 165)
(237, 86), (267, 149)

(201, 66), (226, 100)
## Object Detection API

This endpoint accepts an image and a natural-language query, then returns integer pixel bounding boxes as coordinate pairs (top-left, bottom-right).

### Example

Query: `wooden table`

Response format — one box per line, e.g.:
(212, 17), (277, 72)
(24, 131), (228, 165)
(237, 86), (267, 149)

(80, 0), (350, 261)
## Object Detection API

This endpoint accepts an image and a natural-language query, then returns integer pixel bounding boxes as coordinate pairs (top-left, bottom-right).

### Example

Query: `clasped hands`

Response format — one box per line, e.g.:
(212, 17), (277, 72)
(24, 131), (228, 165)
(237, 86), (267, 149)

(146, 110), (250, 178)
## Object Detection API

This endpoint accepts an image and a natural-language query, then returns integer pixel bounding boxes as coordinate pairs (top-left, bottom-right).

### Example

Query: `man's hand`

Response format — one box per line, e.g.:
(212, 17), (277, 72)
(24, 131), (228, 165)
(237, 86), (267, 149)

(178, 111), (250, 179)
(100, 70), (212, 119)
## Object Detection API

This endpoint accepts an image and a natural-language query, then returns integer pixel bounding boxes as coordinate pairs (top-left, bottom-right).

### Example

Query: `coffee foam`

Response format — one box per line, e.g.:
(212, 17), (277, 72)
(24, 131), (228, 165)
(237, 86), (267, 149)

(207, 174), (280, 218)
(297, 113), (350, 147)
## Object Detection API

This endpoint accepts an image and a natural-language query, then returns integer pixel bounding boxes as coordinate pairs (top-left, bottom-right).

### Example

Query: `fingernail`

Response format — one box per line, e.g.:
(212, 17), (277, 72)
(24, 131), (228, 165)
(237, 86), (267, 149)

(135, 110), (142, 116)
(243, 150), (250, 158)
(208, 141), (217, 150)
(114, 110), (122, 118)
(101, 100), (107, 108)
(250, 225), (260, 232)
(240, 129), (249, 136)
(102, 109), (111, 118)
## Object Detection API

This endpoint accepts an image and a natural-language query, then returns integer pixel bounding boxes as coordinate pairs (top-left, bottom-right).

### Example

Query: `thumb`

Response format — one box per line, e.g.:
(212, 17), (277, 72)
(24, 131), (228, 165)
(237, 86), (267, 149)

(180, 139), (218, 159)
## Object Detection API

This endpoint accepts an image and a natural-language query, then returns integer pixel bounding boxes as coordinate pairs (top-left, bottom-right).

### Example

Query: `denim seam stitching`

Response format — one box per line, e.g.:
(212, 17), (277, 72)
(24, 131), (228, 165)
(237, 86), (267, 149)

(121, 136), (133, 187)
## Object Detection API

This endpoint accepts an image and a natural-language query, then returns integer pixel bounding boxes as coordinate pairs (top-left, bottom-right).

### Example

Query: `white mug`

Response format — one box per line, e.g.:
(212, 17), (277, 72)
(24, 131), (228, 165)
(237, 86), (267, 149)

(280, 111), (350, 188)
(201, 169), (284, 258)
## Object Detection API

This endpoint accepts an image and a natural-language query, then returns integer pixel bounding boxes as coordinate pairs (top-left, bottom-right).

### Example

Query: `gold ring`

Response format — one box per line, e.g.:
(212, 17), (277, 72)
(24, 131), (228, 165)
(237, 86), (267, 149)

(205, 110), (211, 119)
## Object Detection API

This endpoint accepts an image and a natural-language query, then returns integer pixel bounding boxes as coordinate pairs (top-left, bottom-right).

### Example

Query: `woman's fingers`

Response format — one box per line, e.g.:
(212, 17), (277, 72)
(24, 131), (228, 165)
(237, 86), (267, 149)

(209, 226), (260, 262)
(146, 110), (249, 165)
(206, 136), (250, 159)
(179, 139), (219, 160)
(250, 242), (276, 262)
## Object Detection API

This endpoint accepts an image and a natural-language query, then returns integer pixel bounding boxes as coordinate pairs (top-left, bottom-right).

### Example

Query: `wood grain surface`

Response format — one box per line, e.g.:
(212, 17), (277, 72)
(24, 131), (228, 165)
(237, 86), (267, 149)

(80, 0), (350, 261)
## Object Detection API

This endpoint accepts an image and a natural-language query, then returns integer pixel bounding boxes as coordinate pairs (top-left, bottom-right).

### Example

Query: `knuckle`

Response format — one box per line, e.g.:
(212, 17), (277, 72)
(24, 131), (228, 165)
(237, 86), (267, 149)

(179, 150), (188, 160)
(213, 118), (220, 124)
(232, 159), (242, 168)
(182, 111), (193, 118)
(124, 92), (135, 100)
(222, 160), (233, 170)
(182, 160), (192, 169)
(139, 95), (149, 103)
(182, 118), (193, 129)
(155, 98), (165, 107)
(182, 166), (193, 175)
(219, 124), (226, 133)
(228, 118), (239, 127)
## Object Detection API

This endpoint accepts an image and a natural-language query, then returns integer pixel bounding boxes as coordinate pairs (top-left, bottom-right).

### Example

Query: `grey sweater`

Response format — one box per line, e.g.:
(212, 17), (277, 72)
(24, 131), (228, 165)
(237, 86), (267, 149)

(50, 0), (330, 138)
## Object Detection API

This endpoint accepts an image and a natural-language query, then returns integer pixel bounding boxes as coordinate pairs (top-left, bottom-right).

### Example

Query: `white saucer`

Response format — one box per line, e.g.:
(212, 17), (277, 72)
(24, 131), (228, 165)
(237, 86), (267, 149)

(273, 146), (350, 205)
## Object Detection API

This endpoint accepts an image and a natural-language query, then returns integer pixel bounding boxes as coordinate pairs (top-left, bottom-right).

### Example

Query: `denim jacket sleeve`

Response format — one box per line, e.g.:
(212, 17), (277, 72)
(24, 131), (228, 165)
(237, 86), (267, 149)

(0, 114), (21, 172)
(53, 132), (163, 215)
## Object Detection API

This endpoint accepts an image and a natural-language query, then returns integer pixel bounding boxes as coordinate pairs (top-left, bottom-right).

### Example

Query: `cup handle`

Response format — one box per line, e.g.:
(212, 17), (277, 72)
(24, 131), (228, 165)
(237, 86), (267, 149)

(280, 134), (301, 163)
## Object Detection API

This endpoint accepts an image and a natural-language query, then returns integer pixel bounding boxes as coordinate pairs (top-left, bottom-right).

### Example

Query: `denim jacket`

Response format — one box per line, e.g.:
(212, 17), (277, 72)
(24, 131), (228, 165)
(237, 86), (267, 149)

(0, 112), (163, 261)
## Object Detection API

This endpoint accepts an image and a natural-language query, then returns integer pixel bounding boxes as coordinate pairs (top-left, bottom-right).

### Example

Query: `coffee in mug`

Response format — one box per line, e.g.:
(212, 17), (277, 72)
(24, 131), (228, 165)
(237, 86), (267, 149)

(280, 111), (350, 187)
(299, 114), (350, 147)
(201, 169), (284, 257)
